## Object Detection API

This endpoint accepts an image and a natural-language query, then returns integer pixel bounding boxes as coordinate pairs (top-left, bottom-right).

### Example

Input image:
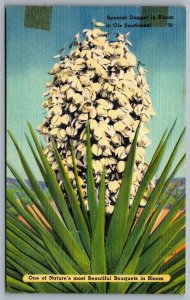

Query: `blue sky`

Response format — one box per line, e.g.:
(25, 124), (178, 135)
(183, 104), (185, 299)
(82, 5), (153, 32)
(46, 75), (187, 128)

(6, 6), (186, 179)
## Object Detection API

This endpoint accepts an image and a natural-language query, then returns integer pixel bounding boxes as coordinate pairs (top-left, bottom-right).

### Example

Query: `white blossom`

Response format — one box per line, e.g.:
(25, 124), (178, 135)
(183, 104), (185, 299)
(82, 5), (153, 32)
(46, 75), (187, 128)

(38, 25), (156, 212)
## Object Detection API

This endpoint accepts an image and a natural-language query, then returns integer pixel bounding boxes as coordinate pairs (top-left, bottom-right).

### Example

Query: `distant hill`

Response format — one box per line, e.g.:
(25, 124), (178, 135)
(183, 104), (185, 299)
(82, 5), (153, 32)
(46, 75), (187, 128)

(6, 176), (185, 215)
(6, 177), (47, 190)
(6, 177), (186, 191)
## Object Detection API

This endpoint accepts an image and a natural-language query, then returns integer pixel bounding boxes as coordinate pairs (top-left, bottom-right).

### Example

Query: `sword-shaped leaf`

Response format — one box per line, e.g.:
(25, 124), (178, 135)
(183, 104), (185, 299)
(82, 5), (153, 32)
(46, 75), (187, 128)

(51, 137), (91, 257)
(70, 140), (91, 231)
(27, 124), (85, 250)
(113, 129), (185, 277)
(42, 232), (95, 293)
(106, 122), (140, 273)
(6, 276), (35, 293)
(6, 172), (90, 273)
(126, 123), (176, 241)
(86, 121), (97, 230)
(91, 166), (107, 293)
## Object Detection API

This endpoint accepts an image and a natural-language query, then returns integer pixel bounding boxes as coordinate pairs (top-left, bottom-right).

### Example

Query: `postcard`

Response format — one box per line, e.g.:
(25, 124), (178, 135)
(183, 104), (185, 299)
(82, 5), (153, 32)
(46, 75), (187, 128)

(6, 6), (186, 294)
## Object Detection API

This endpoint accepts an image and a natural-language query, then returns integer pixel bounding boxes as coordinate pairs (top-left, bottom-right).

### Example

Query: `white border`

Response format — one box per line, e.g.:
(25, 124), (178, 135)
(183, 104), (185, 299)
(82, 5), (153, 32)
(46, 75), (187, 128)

(1, 0), (189, 299)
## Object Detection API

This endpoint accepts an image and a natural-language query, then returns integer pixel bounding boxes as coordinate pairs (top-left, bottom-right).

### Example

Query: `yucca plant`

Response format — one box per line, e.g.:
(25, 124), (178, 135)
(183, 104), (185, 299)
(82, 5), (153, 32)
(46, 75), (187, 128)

(6, 120), (185, 294)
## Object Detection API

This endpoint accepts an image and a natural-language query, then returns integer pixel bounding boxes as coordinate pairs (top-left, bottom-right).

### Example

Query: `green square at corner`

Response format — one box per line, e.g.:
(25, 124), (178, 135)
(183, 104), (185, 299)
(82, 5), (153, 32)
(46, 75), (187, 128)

(24, 6), (52, 31)
(141, 7), (169, 27)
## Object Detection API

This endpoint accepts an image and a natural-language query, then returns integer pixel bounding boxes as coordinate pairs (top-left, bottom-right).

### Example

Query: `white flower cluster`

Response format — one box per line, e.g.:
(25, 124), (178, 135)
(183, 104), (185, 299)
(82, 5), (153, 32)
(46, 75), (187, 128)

(38, 28), (155, 213)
